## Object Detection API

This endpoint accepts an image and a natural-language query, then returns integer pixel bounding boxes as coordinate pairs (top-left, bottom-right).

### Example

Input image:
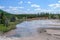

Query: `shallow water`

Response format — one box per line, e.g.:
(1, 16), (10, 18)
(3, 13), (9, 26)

(6, 20), (60, 37)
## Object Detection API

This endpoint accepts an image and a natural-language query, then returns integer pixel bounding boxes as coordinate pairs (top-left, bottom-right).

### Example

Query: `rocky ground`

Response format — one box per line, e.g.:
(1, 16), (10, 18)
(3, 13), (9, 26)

(0, 31), (60, 40)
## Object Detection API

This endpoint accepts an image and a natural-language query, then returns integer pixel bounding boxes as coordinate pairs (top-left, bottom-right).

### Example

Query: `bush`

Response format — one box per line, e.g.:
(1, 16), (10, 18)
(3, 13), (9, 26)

(10, 16), (16, 22)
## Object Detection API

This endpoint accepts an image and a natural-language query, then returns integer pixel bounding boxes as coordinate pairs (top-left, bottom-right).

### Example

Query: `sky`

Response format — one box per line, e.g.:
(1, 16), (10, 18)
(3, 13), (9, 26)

(0, 0), (60, 14)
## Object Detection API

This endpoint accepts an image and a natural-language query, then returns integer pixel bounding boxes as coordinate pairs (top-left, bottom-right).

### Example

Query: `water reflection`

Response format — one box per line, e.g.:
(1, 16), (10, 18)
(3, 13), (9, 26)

(7, 20), (60, 37)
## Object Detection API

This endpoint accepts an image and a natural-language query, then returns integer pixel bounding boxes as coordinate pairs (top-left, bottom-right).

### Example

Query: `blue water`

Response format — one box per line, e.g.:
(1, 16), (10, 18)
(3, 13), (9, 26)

(7, 20), (60, 37)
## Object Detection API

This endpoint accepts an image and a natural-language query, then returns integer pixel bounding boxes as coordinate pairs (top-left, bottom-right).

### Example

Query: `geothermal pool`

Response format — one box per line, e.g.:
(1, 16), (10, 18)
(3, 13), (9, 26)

(5, 19), (60, 37)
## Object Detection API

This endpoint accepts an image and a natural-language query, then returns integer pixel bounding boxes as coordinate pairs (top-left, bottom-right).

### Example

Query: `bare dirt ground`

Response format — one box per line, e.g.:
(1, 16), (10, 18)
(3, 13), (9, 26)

(0, 31), (60, 40)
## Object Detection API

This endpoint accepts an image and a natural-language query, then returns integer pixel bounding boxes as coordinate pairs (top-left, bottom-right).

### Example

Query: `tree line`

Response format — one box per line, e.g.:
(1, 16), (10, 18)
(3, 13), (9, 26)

(0, 10), (17, 27)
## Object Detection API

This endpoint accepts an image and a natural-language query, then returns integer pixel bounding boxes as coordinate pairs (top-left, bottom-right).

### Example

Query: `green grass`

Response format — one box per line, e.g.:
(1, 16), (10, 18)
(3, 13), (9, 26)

(0, 22), (17, 33)
(0, 24), (8, 33)
(0, 20), (23, 33)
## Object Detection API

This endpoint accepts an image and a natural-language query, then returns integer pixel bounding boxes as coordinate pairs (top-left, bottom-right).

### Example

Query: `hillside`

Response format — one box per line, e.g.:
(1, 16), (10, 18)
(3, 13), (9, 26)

(0, 9), (14, 19)
(0, 9), (60, 19)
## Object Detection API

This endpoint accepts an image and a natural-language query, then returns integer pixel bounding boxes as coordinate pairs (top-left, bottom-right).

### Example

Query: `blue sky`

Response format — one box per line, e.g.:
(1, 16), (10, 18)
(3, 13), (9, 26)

(0, 0), (60, 14)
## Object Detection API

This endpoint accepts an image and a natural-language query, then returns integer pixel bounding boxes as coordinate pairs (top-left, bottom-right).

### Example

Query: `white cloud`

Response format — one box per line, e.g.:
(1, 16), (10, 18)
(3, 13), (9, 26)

(18, 1), (23, 4)
(48, 3), (60, 9)
(27, 1), (31, 4)
(11, 8), (18, 11)
(34, 8), (41, 11)
(4, 9), (11, 12)
(9, 6), (18, 11)
(31, 4), (40, 8)
(8, 6), (24, 14)
(48, 0), (60, 9)
(5, 9), (10, 11)
(9, 6), (24, 9)
(19, 7), (24, 9)
(9, 6), (18, 8)
(41, 9), (52, 12)
(58, 1), (60, 3)
(27, 9), (30, 11)
(0, 6), (5, 9)
(9, 6), (24, 11)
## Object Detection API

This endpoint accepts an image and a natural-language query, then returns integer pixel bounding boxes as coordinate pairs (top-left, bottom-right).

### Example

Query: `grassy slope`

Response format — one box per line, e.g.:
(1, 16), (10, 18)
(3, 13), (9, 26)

(0, 21), (19, 33)
(0, 10), (18, 33)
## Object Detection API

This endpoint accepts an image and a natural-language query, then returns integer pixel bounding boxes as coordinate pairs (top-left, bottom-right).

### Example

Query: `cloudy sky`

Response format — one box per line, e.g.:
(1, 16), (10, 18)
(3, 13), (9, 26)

(0, 0), (60, 14)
